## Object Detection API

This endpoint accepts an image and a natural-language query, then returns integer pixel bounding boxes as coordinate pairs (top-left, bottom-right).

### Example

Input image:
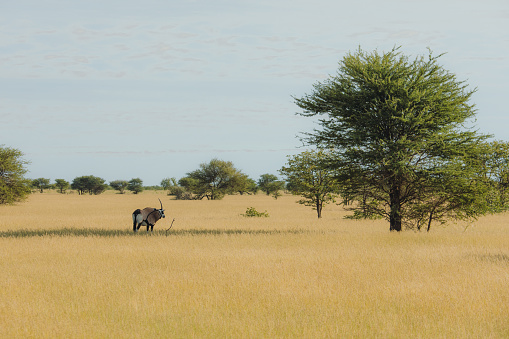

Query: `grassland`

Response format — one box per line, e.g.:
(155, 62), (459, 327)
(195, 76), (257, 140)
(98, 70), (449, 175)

(0, 191), (508, 338)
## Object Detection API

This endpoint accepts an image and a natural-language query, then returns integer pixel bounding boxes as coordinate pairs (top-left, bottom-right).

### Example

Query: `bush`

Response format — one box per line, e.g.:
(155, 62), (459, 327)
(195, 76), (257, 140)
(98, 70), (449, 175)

(169, 186), (194, 200)
(241, 207), (269, 218)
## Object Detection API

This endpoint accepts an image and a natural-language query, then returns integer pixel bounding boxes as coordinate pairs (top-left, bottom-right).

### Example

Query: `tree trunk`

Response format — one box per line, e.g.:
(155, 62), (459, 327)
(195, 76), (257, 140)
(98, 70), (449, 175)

(316, 198), (322, 218)
(427, 208), (434, 232)
(389, 182), (402, 232)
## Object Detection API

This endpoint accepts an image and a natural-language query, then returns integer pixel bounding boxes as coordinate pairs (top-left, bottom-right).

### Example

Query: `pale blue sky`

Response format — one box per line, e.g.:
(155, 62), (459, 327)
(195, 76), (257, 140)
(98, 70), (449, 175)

(1, 0), (508, 185)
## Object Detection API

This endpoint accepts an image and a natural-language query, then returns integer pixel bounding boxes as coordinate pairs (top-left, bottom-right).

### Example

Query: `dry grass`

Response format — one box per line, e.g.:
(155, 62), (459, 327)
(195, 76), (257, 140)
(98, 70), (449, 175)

(0, 191), (508, 338)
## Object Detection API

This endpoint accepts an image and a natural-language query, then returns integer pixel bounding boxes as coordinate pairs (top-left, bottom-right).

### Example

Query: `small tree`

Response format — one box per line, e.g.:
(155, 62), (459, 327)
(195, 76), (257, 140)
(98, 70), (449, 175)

(110, 180), (129, 194)
(280, 149), (339, 218)
(127, 178), (143, 194)
(32, 178), (51, 193)
(0, 145), (31, 204)
(257, 174), (285, 196)
(54, 179), (70, 194)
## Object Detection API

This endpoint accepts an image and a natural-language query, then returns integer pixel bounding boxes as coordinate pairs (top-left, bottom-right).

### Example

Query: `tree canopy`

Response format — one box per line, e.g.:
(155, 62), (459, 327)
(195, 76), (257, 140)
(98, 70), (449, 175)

(31, 178), (51, 193)
(127, 178), (143, 194)
(0, 146), (31, 204)
(184, 159), (250, 200)
(257, 174), (285, 197)
(295, 47), (494, 231)
(110, 180), (129, 194)
(54, 179), (70, 194)
(71, 175), (108, 195)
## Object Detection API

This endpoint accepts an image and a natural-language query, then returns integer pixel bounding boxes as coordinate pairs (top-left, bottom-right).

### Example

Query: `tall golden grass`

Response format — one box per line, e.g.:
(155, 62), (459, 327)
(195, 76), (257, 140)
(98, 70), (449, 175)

(0, 191), (508, 337)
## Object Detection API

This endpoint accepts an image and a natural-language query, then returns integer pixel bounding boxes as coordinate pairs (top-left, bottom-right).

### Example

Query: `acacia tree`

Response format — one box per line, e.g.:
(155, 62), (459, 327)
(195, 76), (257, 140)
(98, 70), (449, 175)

(0, 145), (31, 204)
(185, 159), (249, 200)
(110, 180), (129, 194)
(472, 141), (509, 213)
(295, 47), (491, 231)
(127, 178), (143, 194)
(280, 149), (339, 218)
(55, 179), (69, 194)
(71, 175), (107, 195)
(32, 178), (51, 193)
(257, 174), (285, 197)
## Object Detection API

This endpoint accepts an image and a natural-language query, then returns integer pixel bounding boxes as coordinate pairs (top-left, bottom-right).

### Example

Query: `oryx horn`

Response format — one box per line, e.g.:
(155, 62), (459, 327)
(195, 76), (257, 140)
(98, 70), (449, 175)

(158, 198), (163, 210)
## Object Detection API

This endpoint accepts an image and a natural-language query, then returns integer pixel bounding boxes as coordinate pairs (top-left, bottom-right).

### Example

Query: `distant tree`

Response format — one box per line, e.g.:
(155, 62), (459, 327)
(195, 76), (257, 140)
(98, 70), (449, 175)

(0, 145), (31, 204)
(174, 177), (198, 200)
(127, 178), (143, 194)
(476, 141), (509, 211)
(71, 176), (87, 195)
(238, 177), (258, 195)
(160, 177), (191, 199)
(280, 149), (340, 218)
(54, 179), (70, 194)
(110, 180), (129, 194)
(257, 173), (285, 196)
(71, 175), (107, 195)
(295, 47), (492, 231)
(32, 178), (51, 193)
(185, 159), (249, 200)
(160, 177), (173, 191)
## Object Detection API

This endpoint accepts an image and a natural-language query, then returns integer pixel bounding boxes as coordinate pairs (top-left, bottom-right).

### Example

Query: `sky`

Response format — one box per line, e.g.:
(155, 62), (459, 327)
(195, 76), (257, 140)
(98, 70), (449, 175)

(1, 0), (508, 186)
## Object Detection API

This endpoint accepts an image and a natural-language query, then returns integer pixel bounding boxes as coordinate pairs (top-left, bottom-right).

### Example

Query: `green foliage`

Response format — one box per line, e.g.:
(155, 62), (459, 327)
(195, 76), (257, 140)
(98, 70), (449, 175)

(110, 180), (129, 194)
(177, 177), (200, 199)
(243, 178), (259, 195)
(0, 145), (31, 204)
(280, 149), (339, 218)
(241, 207), (269, 217)
(185, 159), (251, 200)
(257, 173), (285, 196)
(466, 140), (509, 214)
(160, 177), (174, 191)
(295, 47), (491, 231)
(54, 179), (69, 194)
(161, 177), (194, 200)
(31, 178), (51, 193)
(71, 175), (108, 195)
(127, 178), (143, 194)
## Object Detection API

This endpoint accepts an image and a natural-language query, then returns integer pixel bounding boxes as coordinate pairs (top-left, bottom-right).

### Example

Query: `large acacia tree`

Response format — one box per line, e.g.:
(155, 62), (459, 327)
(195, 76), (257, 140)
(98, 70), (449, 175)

(295, 48), (492, 231)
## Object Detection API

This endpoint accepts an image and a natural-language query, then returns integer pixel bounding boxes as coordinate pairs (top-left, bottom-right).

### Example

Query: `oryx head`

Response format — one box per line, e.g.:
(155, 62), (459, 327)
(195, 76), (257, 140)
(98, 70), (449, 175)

(158, 198), (166, 218)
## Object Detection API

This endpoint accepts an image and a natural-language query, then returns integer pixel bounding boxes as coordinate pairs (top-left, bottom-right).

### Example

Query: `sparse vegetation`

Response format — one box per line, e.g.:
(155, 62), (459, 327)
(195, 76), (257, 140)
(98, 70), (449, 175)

(0, 191), (508, 337)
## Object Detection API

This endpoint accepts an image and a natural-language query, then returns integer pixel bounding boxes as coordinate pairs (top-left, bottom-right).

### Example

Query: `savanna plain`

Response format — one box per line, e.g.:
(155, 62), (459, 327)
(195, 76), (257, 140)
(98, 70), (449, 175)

(0, 191), (508, 338)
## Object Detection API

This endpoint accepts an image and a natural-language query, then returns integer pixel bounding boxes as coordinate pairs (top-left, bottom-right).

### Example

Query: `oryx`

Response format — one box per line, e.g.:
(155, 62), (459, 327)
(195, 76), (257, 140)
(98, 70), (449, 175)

(132, 198), (166, 232)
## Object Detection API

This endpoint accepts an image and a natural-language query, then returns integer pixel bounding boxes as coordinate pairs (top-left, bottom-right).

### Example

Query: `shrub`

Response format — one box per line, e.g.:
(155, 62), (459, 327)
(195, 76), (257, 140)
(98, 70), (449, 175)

(241, 207), (269, 218)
